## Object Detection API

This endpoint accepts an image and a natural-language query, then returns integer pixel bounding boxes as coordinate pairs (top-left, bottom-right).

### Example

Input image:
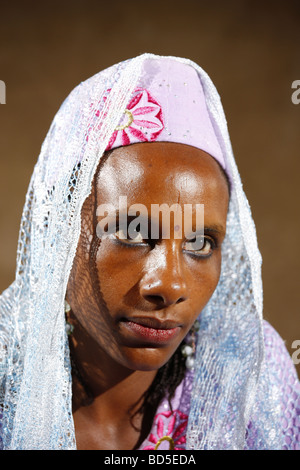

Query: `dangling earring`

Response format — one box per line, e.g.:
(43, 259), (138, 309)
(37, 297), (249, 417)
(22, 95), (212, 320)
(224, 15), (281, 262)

(181, 320), (200, 370)
(65, 300), (74, 335)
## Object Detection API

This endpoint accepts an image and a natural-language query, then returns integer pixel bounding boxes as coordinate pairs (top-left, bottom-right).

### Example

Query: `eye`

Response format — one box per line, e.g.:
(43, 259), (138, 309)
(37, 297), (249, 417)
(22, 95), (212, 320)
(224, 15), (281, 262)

(114, 228), (145, 245)
(183, 236), (215, 258)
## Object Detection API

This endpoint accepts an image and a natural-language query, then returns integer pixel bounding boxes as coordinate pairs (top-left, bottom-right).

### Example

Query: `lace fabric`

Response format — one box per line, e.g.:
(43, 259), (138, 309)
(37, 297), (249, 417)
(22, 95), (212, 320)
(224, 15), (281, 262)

(0, 54), (297, 449)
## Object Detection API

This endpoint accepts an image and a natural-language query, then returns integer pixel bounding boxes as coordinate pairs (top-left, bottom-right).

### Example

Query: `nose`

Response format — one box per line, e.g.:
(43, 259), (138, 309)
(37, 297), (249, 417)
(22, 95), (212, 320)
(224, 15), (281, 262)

(139, 243), (189, 308)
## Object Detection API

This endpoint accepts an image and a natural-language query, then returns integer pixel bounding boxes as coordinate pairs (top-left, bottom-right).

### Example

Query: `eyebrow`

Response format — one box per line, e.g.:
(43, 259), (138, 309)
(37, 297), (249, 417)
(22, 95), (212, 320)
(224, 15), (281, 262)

(110, 210), (225, 238)
(203, 224), (226, 236)
(183, 225), (226, 243)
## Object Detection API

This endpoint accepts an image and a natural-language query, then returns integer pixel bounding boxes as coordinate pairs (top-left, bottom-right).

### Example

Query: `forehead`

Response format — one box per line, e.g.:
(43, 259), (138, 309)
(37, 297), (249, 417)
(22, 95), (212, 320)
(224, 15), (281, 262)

(96, 142), (228, 207)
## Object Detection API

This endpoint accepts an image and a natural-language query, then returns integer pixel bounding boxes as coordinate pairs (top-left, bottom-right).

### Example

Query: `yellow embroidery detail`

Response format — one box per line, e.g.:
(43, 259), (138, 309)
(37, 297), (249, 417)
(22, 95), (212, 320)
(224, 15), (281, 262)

(154, 436), (175, 450)
(115, 109), (134, 131)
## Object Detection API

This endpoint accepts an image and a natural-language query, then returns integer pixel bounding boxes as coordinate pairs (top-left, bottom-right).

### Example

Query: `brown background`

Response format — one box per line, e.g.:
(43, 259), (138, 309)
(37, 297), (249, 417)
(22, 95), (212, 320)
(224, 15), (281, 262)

(0, 0), (299, 376)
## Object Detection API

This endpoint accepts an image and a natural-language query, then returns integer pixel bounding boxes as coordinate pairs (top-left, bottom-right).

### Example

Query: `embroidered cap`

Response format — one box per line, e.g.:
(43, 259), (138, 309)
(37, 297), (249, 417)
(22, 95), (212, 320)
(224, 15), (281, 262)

(107, 57), (225, 171)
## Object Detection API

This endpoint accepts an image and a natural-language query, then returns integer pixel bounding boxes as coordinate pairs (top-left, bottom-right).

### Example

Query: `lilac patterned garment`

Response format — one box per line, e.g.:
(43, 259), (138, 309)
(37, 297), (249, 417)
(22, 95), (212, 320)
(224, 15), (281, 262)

(140, 321), (300, 450)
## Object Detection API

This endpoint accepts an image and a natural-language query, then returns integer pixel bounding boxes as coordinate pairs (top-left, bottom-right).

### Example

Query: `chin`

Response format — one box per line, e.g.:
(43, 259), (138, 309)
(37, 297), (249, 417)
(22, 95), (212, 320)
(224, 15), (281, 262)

(122, 346), (175, 372)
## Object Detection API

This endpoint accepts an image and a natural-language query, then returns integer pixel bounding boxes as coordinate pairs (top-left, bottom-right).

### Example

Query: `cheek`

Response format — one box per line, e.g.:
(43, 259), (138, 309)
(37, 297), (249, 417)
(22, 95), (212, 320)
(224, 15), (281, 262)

(186, 252), (222, 314)
(67, 233), (112, 336)
(96, 239), (147, 308)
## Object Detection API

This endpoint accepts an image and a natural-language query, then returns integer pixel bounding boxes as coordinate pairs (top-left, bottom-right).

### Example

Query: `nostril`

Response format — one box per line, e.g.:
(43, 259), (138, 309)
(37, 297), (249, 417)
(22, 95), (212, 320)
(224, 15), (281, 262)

(144, 293), (187, 307)
(141, 279), (189, 307)
(144, 294), (165, 305)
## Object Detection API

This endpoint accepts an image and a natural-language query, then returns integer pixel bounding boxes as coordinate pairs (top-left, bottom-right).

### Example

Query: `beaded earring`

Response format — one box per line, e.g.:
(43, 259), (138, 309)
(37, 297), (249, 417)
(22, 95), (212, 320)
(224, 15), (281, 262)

(64, 300), (74, 335)
(181, 320), (200, 370)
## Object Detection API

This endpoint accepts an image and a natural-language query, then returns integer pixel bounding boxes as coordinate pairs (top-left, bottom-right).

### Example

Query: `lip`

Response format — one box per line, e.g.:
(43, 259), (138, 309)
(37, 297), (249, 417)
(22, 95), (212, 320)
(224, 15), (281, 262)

(120, 316), (182, 345)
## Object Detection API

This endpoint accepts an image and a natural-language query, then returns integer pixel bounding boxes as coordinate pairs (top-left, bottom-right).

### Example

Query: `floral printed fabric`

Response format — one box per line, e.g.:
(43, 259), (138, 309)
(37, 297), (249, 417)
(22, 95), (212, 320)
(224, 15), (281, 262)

(140, 367), (193, 451)
(143, 410), (188, 450)
(106, 88), (164, 150)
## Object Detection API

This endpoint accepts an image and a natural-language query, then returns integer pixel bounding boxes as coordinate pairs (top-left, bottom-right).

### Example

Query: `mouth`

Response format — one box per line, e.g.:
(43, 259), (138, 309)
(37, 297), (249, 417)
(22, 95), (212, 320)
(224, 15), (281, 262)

(119, 316), (182, 345)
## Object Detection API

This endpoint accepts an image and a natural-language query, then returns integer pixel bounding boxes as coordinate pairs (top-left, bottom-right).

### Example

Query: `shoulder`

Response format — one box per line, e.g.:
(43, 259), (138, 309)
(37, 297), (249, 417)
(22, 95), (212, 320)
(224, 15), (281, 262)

(259, 321), (300, 449)
(262, 320), (299, 384)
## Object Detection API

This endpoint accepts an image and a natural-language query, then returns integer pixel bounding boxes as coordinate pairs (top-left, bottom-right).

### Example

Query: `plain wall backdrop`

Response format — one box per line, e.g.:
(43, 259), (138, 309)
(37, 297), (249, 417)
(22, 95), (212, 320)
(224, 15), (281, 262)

(0, 0), (299, 376)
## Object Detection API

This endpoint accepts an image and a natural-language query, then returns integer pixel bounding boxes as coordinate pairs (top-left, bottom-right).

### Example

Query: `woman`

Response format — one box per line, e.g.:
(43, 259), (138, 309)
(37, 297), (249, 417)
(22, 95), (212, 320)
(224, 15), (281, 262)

(0, 54), (299, 450)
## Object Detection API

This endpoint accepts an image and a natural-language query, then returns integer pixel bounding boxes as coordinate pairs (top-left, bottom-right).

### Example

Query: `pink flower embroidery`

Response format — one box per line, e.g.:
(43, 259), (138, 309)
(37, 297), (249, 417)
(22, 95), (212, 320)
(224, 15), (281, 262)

(106, 88), (164, 150)
(142, 410), (188, 450)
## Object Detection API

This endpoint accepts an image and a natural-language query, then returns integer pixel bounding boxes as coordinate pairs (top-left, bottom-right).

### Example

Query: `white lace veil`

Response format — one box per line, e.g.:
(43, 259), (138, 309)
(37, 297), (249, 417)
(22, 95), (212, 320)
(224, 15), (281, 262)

(0, 54), (283, 449)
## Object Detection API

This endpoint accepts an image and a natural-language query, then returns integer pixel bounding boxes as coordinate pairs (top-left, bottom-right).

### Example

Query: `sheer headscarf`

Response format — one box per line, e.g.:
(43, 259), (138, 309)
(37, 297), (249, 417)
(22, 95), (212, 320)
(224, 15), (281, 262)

(0, 54), (283, 449)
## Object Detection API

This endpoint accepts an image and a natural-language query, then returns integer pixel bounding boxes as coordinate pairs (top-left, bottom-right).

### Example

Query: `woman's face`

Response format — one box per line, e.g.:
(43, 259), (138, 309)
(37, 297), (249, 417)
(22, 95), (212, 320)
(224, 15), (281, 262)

(67, 142), (229, 372)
